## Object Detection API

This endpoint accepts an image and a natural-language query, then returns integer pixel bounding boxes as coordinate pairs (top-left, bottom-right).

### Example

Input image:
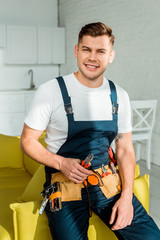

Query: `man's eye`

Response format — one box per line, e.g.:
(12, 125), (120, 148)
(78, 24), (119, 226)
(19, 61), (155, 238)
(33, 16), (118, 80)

(83, 49), (89, 51)
(98, 51), (105, 54)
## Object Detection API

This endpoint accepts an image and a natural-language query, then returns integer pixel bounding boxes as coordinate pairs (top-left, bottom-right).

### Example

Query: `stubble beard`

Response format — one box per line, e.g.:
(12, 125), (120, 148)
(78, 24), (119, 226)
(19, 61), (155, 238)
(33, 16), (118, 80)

(78, 64), (106, 82)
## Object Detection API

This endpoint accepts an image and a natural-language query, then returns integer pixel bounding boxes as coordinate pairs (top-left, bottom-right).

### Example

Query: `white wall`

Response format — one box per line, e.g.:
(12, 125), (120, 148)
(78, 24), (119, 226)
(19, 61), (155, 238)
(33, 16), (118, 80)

(59, 0), (160, 166)
(0, 0), (59, 90)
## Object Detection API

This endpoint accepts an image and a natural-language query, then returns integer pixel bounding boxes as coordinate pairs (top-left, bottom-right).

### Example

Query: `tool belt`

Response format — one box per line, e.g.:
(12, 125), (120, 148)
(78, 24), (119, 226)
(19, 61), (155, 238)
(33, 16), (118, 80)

(50, 165), (122, 202)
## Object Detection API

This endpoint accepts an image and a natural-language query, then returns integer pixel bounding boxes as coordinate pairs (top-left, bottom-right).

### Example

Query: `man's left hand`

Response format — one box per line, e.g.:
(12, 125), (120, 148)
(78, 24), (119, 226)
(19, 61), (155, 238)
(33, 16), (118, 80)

(109, 195), (134, 230)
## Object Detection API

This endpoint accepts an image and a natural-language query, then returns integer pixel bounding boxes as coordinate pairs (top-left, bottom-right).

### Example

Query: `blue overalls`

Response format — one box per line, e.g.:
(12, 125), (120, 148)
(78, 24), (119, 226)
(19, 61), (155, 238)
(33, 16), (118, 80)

(45, 76), (160, 240)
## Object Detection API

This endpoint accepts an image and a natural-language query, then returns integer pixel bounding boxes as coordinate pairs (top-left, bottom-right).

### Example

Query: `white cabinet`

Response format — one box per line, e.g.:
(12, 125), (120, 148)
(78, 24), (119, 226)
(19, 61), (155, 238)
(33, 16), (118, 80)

(37, 27), (65, 64)
(0, 24), (6, 47)
(0, 91), (35, 136)
(4, 25), (65, 64)
(4, 25), (37, 64)
(52, 27), (65, 64)
(37, 27), (52, 64)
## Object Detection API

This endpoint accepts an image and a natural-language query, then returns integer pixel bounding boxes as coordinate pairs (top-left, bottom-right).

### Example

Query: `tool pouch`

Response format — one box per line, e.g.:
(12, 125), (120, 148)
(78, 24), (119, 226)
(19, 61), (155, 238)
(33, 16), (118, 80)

(51, 172), (84, 202)
(100, 172), (122, 198)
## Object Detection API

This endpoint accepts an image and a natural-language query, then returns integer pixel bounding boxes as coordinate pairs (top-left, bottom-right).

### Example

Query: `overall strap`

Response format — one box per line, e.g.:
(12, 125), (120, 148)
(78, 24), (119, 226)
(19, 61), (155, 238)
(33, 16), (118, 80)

(56, 76), (73, 115)
(108, 80), (118, 120)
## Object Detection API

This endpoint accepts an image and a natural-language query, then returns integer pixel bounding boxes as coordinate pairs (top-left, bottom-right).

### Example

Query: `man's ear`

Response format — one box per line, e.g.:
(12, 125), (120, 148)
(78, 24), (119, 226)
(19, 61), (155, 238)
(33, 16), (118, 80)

(74, 44), (78, 58)
(109, 49), (115, 63)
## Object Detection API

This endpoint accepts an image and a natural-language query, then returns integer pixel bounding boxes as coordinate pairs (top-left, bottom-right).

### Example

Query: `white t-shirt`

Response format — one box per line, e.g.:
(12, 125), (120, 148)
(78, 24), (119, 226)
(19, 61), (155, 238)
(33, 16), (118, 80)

(25, 73), (132, 153)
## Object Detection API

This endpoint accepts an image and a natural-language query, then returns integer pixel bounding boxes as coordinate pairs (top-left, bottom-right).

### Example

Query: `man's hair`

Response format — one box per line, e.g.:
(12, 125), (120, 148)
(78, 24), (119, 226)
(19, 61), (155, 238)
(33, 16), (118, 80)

(78, 22), (115, 45)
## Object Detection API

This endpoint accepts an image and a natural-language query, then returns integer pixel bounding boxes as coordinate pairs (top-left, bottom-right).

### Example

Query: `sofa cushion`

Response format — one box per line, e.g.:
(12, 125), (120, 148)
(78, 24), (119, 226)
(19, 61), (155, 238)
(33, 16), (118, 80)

(133, 174), (149, 213)
(10, 200), (52, 240)
(0, 168), (32, 190)
(0, 168), (32, 240)
(18, 165), (45, 202)
(0, 225), (11, 240)
(0, 186), (29, 240)
(0, 134), (23, 168)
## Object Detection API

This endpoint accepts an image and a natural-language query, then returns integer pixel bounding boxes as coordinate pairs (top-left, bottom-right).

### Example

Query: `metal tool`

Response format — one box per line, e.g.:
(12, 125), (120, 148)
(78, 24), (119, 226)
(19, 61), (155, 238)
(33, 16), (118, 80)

(101, 164), (111, 177)
(49, 182), (62, 212)
(39, 182), (62, 215)
(81, 153), (94, 168)
(39, 195), (49, 215)
(110, 162), (117, 174)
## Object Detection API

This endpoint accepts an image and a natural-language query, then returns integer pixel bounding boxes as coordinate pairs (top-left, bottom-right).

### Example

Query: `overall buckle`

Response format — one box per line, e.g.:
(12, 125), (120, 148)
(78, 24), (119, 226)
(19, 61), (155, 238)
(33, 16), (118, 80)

(112, 103), (119, 114)
(64, 103), (73, 114)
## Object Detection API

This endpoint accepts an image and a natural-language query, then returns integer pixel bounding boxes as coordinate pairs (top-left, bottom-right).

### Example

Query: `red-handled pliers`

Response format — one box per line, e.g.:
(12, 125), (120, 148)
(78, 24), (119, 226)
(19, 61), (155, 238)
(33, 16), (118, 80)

(81, 153), (94, 168)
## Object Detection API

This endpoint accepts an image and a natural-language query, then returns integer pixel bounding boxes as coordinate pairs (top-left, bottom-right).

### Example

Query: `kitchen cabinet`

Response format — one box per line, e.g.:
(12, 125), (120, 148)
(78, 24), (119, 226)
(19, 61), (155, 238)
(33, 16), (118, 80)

(4, 25), (37, 64)
(0, 90), (35, 136)
(0, 24), (6, 47)
(37, 27), (52, 64)
(37, 27), (65, 64)
(4, 25), (65, 64)
(52, 27), (65, 64)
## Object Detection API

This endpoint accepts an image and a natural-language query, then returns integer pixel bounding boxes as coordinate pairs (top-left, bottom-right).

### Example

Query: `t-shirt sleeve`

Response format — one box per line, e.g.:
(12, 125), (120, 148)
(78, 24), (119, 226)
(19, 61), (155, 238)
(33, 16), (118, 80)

(24, 85), (53, 130)
(117, 87), (132, 133)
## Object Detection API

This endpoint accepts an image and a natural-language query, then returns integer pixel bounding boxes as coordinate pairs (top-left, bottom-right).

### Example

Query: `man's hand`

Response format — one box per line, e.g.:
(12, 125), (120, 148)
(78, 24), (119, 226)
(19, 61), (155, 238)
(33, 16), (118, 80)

(109, 195), (134, 230)
(59, 157), (92, 183)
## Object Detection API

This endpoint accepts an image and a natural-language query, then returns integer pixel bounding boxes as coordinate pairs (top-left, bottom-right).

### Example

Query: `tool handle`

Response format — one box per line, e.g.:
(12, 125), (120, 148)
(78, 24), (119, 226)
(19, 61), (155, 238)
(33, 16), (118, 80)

(81, 160), (90, 169)
(101, 172), (111, 178)
(108, 147), (116, 164)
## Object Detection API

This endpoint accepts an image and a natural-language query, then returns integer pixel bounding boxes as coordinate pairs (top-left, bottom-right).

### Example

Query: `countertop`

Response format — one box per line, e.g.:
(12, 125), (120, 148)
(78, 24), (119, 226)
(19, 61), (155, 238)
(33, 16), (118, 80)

(0, 88), (37, 94)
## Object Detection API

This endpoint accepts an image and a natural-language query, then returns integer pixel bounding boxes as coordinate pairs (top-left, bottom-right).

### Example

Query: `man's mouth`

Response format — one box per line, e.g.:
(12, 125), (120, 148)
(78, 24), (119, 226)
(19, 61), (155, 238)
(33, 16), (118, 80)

(84, 64), (99, 69)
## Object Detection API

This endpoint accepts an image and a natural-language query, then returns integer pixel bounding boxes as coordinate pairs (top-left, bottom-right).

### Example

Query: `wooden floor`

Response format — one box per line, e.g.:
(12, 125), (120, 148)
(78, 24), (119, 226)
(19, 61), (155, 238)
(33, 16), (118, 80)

(138, 160), (160, 228)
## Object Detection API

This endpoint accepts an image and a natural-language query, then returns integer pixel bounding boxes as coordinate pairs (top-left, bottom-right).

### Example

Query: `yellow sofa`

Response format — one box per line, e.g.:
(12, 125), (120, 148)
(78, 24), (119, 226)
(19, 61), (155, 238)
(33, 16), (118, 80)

(0, 133), (149, 240)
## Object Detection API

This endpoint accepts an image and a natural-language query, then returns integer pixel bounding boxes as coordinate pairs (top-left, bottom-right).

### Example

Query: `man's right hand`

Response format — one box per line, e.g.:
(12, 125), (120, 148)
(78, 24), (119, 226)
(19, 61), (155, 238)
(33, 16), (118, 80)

(59, 157), (92, 184)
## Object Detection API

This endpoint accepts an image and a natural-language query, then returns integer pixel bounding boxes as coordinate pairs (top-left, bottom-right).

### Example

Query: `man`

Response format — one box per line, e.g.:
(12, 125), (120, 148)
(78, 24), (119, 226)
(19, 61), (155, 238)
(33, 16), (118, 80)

(21, 22), (160, 240)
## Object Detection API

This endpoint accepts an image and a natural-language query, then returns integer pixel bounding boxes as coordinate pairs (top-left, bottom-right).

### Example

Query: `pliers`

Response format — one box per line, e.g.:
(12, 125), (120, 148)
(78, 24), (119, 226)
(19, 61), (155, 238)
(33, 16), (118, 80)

(81, 153), (94, 168)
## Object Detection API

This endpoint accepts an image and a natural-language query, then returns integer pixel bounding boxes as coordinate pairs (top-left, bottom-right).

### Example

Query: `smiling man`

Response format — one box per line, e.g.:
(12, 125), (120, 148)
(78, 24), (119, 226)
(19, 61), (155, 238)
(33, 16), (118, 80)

(74, 34), (115, 87)
(20, 22), (160, 240)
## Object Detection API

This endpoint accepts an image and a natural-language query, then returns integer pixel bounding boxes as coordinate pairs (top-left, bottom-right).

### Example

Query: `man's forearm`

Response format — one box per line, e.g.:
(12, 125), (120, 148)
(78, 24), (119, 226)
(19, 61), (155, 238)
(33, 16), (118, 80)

(117, 151), (136, 199)
(115, 132), (136, 199)
(20, 136), (63, 171)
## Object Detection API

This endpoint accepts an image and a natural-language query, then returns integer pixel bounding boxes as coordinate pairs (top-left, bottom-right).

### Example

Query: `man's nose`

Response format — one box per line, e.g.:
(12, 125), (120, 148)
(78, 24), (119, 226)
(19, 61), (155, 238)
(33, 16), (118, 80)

(88, 51), (97, 61)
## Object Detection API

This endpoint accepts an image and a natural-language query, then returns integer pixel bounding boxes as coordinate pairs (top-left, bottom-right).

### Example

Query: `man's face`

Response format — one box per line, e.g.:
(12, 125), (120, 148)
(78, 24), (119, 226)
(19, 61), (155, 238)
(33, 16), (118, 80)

(74, 35), (115, 82)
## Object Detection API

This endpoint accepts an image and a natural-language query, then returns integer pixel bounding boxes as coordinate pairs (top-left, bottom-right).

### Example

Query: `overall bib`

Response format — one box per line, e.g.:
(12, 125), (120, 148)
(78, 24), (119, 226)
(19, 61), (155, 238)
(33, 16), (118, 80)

(45, 77), (160, 240)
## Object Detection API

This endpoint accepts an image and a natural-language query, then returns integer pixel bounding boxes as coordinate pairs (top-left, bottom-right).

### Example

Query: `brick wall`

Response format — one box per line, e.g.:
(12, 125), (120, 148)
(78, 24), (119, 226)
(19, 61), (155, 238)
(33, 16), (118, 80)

(59, 0), (160, 166)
